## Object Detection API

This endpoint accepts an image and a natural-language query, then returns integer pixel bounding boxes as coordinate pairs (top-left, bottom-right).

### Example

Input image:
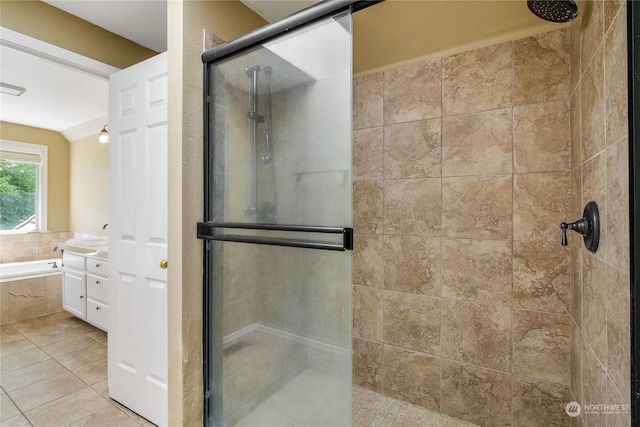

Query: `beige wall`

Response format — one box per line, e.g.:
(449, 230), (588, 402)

(69, 134), (108, 236)
(569, 1), (630, 426)
(168, 1), (266, 425)
(0, 121), (70, 232)
(0, 0), (156, 68)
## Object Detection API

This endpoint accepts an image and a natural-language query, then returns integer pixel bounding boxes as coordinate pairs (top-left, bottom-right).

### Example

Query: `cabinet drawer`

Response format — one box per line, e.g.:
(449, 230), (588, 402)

(87, 258), (108, 276)
(87, 273), (109, 303)
(63, 252), (86, 270)
(87, 299), (108, 331)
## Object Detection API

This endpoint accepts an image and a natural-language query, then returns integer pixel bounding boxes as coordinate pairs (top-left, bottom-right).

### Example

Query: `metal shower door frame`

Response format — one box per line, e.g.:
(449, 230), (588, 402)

(199, 1), (381, 425)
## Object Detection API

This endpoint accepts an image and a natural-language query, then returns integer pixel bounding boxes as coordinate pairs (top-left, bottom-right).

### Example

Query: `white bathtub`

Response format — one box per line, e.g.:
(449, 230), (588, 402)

(0, 258), (63, 282)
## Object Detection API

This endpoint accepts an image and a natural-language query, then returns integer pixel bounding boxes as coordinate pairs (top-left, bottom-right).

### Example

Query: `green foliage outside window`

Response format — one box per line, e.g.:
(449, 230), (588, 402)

(0, 161), (37, 230)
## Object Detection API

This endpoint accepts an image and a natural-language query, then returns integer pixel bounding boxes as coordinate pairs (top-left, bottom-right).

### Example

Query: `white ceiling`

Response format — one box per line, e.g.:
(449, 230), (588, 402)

(0, 0), (308, 141)
(42, 0), (168, 53)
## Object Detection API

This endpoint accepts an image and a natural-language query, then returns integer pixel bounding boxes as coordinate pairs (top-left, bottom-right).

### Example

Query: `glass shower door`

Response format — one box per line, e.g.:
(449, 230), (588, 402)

(200, 11), (353, 427)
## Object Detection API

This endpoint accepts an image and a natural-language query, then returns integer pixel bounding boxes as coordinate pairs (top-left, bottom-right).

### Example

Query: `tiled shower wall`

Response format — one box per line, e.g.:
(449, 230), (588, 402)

(0, 232), (73, 264)
(352, 28), (576, 425)
(569, 1), (630, 426)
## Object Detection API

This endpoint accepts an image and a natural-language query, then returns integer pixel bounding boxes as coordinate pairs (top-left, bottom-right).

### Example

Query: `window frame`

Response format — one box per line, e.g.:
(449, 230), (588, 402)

(0, 140), (48, 233)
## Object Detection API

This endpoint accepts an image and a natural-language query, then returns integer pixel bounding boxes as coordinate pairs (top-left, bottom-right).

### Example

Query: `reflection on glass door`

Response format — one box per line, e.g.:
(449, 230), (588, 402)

(200, 11), (354, 427)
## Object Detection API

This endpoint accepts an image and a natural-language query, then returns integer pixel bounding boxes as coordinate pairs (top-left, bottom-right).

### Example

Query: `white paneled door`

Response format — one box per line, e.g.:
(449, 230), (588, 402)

(108, 52), (168, 427)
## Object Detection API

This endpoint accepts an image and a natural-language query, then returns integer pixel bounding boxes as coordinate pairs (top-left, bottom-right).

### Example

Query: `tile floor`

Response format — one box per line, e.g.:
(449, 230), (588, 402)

(2, 313), (476, 427)
(0, 311), (154, 427)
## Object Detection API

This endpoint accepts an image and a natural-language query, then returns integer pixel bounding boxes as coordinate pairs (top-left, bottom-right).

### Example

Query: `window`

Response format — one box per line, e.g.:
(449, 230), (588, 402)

(0, 141), (47, 232)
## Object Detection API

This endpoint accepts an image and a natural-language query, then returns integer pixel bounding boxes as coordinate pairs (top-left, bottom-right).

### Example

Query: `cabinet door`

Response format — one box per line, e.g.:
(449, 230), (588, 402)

(62, 269), (86, 319)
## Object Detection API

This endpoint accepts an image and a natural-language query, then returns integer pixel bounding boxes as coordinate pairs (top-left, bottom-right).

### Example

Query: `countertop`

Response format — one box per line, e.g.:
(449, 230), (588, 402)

(58, 243), (108, 261)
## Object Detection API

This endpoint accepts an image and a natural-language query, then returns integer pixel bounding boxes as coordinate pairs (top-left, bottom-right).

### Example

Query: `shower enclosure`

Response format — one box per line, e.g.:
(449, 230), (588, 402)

(198, 3), (373, 425)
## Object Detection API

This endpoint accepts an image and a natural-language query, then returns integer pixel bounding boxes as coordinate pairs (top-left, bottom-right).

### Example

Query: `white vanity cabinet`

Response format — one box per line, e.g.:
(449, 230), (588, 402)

(62, 252), (87, 319)
(61, 251), (109, 332)
(86, 257), (109, 331)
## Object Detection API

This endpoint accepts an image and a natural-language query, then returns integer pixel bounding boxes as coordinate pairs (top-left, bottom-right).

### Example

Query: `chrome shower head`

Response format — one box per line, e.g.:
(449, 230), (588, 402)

(527, 0), (578, 23)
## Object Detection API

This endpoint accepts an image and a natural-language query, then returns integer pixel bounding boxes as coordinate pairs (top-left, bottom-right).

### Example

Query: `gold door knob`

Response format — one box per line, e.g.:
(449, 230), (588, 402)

(160, 259), (168, 269)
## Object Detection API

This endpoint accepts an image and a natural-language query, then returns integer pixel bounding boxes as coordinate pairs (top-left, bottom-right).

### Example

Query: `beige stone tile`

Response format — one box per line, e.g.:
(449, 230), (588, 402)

(66, 404), (140, 427)
(514, 29), (570, 105)
(18, 324), (86, 347)
(606, 140), (629, 270)
(55, 342), (107, 371)
(0, 359), (67, 392)
(607, 266), (630, 400)
(514, 100), (571, 173)
(7, 371), (86, 412)
(582, 253), (607, 367)
(383, 57), (441, 125)
(442, 239), (512, 306)
(7, 279), (46, 312)
(581, 0), (604, 73)
(354, 73), (383, 130)
(440, 299), (511, 371)
(387, 402), (442, 426)
(606, 375), (631, 427)
(73, 358), (108, 386)
(441, 360), (512, 426)
(383, 235), (440, 296)
(353, 285), (383, 341)
(46, 276), (62, 305)
(571, 247), (582, 329)
(382, 345), (440, 411)
(86, 330), (107, 345)
(0, 325), (23, 345)
(582, 342), (607, 427)
(571, 321), (583, 404)
(605, 0), (624, 31)
(442, 42), (513, 116)
(0, 414), (32, 427)
(353, 338), (383, 393)
(0, 338), (36, 358)
(513, 172), (571, 243)
(442, 175), (512, 240)
(512, 310), (571, 385)
(39, 334), (97, 357)
(354, 181), (383, 235)
(581, 46), (605, 161)
(24, 387), (111, 427)
(513, 241), (571, 314)
(571, 167), (582, 230)
(512, 378), (572, 427)
(0, 393), (20, 422)
(1, 347), (50, 374)
(384, 118), (441, 180)
(605, 7), (628, 147)
(383, 291), (439, 354)
(442, 108), (512, 177)
(91, 379), (109, 400)
(353, 234), (383, 289)
(582, 152), (607, 260)
(383, 179), (441, 237)
(570, 87), (581, 169)
(354, 127), (384, 182)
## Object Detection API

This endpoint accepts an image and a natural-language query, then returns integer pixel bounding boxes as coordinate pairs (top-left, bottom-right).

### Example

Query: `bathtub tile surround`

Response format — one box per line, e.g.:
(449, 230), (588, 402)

(1, 274), (62, 324)
(569, 2), (630, 426)
(0, 312), (155, 426)
(0, 232), (73, 264)
(353, 26), (579, 425)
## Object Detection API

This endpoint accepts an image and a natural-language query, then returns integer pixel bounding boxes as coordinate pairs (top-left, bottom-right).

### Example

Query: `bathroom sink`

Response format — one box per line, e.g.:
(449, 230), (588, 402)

(65, 238), (109, 247)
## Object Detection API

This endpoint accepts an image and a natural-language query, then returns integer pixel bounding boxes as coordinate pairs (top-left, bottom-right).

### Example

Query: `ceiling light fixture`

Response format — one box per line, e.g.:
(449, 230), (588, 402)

(0, 82), (26, 96)
(99, 124), (109, 144)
